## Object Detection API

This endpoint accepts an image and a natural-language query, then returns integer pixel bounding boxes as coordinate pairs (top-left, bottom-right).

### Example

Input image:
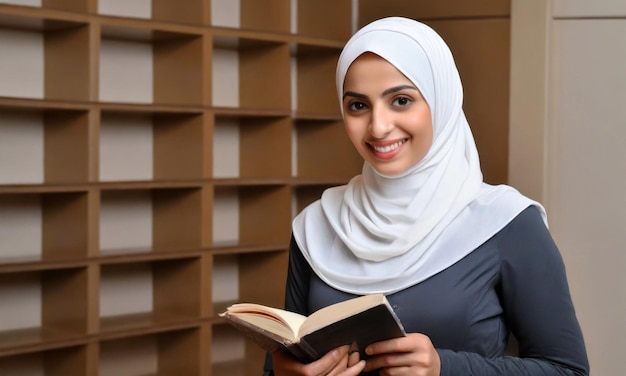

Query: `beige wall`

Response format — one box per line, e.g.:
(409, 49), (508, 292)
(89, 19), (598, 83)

(510, 1), (626, 374)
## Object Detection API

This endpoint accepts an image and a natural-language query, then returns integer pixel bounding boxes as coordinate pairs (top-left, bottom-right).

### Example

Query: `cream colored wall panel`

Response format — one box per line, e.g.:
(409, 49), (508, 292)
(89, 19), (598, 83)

(99, 39), (153, 103)
(553, 0), (626, 17)
(213, 120), (240, 178)
(212, 48), (239, 107)
(290, 0), (297, 33)
(548, 19), (626, 376)
(211, 0), (240, 27)
(291, 127), (298, 177)
(0, 195), (41, 260)
(100, 263), (153, 317)
(99, 190), (153, 251)
(212, 255), (239, 302)
(0, 273), (40, 331)
(211, 325), (245, 363)
(0, 0), (41, 6)
(98, 0), (151, 19)
(99, 114), (153, 182)
(0, 112), (44, 185)
(290, 56), (297, 112)
(212, 188), (239, 243)
(0, 29), (43, 99)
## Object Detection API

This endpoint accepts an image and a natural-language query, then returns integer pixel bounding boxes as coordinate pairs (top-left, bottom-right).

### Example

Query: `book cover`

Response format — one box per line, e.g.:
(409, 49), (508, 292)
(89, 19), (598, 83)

(220, 294), (406, 363)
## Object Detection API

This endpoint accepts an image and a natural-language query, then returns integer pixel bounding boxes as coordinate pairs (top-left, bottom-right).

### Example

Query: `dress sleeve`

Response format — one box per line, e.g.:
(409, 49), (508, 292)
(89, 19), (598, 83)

(438, 206), (589, 375)
(263, 235), (312, 375)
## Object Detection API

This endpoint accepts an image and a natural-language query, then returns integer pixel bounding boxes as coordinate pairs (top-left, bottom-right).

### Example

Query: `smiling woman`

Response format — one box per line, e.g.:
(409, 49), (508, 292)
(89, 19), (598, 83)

(341, 52), (433, 176)
(264, 16), (589, 376)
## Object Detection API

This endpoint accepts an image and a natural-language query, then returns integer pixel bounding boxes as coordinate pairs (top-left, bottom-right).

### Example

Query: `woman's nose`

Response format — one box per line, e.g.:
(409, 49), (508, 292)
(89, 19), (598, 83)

(369, 106), (392, 139)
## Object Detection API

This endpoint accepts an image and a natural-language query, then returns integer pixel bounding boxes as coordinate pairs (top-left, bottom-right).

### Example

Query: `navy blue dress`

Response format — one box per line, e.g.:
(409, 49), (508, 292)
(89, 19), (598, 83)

(264, 206), (589, 375)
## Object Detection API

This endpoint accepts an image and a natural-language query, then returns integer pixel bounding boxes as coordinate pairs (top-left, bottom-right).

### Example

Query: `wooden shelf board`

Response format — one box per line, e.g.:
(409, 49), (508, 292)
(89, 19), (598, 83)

(99, 102), (205, 115)
(0, 256), (87, 274)
(0, 181), (206, 194)
(290, 36), (345, 51)
(213, 106), (290, 119)
(212, 178), (290, 187)
(98, 15), (204, 41)
(0, 326), (86, 357)
(293, 111), (343, 122)
(212, 26), (291, 49)
(0, 179), (351, 194)
(0, 97), (90, 112)
(0, 4), (88, 30)
(0, 249), (207, 276)
(210, 242), (288, 255)
(98, 312), (200, 341)
(0, 97), (207, 114)
(0, 184), (89, 194)
(212, 27), (347, 49)
(290, 178), (352, 187)
(98, 248), (204, 265)
(97, 180), (205, 191)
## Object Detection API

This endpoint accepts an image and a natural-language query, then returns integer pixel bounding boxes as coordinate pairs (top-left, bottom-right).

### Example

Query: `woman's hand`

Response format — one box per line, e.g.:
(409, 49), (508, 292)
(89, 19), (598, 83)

(273, 345), (366, 376)
(363, 333), (440, 376)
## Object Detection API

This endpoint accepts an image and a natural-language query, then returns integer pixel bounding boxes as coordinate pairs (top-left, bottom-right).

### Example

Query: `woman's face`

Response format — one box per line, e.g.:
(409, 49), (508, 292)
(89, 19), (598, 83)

(342, 53), (433, 176)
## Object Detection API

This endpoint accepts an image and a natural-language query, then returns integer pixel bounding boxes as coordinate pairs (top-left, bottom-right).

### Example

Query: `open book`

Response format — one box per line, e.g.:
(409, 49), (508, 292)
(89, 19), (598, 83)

(219, 293), (406, 363)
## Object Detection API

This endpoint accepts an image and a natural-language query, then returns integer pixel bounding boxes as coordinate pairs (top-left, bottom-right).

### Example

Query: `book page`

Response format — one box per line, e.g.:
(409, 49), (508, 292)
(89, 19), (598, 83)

(224, 304), (307, 341)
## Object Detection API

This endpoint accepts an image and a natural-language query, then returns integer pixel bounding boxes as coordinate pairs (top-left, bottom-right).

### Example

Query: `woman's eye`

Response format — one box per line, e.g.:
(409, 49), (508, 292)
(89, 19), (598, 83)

(348, 102), (367, 111)
(393, 97), (412, 107)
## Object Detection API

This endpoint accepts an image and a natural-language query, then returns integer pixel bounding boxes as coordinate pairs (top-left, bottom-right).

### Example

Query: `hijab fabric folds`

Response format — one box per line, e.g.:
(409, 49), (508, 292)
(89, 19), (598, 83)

(292, 17), (545, 295)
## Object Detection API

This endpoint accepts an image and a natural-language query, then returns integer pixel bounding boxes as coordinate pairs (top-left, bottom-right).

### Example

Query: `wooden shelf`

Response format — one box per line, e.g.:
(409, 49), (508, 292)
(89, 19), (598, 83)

(0, 1), (360, 374)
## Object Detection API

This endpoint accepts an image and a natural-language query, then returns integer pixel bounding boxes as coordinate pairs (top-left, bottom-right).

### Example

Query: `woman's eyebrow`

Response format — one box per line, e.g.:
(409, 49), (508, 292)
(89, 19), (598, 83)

(342, 91), (367, 100)
(343, 85), (418, 100)
(382, 84), (418, 96)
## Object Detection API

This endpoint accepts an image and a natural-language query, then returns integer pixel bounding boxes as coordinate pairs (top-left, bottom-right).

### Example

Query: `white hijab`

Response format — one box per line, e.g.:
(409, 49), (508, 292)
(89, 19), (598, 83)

(292, 17), (545, 295)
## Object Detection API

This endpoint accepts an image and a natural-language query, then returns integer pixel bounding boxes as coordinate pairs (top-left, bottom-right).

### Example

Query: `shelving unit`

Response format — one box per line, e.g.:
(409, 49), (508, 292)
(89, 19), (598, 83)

(1, 1), (511, 374)
(0, 0), (357, 375)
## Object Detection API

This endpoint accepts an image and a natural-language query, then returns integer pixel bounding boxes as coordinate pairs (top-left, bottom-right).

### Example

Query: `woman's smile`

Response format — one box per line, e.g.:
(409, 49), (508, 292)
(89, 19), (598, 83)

(367, 138), (409, 159)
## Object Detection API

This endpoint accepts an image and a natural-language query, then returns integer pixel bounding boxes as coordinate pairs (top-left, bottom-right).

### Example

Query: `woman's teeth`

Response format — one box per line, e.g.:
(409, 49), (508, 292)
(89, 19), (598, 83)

(371, 139), (406, 153)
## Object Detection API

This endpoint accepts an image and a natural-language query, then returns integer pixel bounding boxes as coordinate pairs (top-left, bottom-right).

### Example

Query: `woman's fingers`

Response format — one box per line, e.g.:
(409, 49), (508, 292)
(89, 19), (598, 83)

(363, 333), (441, 375)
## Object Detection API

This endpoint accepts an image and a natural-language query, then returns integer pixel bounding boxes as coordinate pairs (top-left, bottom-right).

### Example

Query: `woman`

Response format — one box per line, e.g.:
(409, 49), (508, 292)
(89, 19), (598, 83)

(264, 17), (589, 376)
